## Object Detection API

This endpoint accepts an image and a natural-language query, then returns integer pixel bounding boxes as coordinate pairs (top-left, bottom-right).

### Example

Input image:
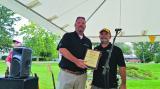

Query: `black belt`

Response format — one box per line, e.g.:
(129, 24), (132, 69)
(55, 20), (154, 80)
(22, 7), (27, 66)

(62, 68), (86, 75)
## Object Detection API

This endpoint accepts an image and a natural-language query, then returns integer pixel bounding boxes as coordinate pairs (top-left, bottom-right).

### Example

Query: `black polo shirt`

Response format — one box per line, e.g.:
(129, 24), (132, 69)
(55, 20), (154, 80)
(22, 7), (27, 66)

(57, 31), (92, 72)
(92, 43), (126, 88)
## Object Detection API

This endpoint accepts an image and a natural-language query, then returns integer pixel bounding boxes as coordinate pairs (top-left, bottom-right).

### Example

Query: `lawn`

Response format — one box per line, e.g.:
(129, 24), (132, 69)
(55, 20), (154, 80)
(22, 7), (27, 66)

(127, 63), (160, 89)
(0, 61), (160, 89)
(0, 61), (60, 89)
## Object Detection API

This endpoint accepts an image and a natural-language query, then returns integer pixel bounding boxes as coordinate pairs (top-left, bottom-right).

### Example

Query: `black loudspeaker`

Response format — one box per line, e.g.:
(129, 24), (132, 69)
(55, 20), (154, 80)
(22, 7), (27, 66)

(10, 47), (32, 78)
(0, 77), (38, 89)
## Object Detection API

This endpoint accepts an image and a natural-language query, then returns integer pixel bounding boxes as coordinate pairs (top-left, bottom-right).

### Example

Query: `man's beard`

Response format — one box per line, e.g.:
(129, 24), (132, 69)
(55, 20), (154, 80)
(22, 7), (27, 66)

(101, 39), (109, 44)
(77, 27), (85, 34)
(78, 27), (84, 31)
(78, 30), (84, 33)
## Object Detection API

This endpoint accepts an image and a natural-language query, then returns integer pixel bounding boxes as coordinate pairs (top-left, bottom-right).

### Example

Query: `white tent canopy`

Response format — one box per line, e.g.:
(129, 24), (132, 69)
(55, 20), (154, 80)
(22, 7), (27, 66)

(1, 0), (160, 42)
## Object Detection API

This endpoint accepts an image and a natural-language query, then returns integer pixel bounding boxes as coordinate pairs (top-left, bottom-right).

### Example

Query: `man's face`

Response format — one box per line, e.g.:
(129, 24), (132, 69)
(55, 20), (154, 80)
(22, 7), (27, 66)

(99, 31), (111, 44)
(75, 18), (86, 34)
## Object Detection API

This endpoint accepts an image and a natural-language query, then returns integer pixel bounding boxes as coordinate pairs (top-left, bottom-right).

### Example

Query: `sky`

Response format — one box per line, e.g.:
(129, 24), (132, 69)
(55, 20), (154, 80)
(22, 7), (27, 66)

(13, 14), (29, 32)
(12, 14), (29, 42)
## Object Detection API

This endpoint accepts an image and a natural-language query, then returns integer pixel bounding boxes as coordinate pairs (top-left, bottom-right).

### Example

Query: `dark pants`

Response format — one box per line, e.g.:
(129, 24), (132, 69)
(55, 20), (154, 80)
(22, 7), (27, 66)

(91, 85), (118, 89)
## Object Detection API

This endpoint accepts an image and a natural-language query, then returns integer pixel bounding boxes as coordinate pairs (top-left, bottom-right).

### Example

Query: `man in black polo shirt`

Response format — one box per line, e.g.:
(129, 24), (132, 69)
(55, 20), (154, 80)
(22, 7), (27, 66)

(91, 28), (126, 89)
(57, 16), (92, 89)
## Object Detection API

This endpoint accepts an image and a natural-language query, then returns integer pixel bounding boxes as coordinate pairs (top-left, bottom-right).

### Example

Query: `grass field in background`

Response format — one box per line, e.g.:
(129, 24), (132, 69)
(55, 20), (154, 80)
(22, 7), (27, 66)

(127, 63), (160, 89)
(127, 63), (160, 79)
(31, 62), (60, 89)
(0, 61), (160, 89)
(0, 61), (60, 89)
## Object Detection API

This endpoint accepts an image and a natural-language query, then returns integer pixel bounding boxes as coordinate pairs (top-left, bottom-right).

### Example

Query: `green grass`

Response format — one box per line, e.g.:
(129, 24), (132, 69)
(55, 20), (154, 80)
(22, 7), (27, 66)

(127, 63), (160, 89)
(127, 63), (160, 79)
(127, 65), (158, 79)
(0, 61), (60, 89)
(31, 62), (60, 89)
(127, 80), (160, 89)
(0, 61), (160, 89)
(0, 61), (8, 76)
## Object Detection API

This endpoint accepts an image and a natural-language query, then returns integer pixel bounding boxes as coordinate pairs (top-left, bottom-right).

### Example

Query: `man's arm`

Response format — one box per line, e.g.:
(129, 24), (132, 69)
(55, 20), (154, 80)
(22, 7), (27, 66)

(59, 48), (87, 69)
(119, 67), (126, 89)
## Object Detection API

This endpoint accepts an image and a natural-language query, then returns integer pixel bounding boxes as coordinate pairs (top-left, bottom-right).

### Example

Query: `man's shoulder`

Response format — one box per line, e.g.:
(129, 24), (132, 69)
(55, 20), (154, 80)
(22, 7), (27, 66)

(62, 32), (75, 38)
(114, 45), (122, 51)
(64, 32), (74, 36)
(84, 36), (91, 42)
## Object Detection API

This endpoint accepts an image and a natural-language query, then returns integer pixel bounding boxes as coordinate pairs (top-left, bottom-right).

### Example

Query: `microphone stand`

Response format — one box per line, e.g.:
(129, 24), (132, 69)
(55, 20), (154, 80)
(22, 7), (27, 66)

(102, 28), (121, 89)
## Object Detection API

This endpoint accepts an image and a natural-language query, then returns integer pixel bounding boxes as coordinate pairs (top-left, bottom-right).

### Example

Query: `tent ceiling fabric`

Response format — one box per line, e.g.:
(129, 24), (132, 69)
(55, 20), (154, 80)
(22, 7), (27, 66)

(1, 0), (160, 42)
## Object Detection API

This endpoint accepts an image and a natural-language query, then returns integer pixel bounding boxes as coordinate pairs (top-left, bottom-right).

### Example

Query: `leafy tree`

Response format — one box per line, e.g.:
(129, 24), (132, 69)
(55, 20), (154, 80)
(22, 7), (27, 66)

(0, 5), (20, 48)
(20, 22), (59, 61)
(152, 42), (160, 63)
(133, 42), (156, 63)
(154, 53), (160, 63)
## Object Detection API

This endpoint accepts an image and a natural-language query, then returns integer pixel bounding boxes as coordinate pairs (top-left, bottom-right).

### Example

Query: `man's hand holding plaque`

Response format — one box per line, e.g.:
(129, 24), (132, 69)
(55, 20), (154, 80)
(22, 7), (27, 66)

(84, 49), (101, 69)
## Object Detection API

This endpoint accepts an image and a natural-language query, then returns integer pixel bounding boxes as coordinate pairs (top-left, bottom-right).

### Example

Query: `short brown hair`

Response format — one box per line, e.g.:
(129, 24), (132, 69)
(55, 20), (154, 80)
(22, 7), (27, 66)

(76, 16), (85, 21)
